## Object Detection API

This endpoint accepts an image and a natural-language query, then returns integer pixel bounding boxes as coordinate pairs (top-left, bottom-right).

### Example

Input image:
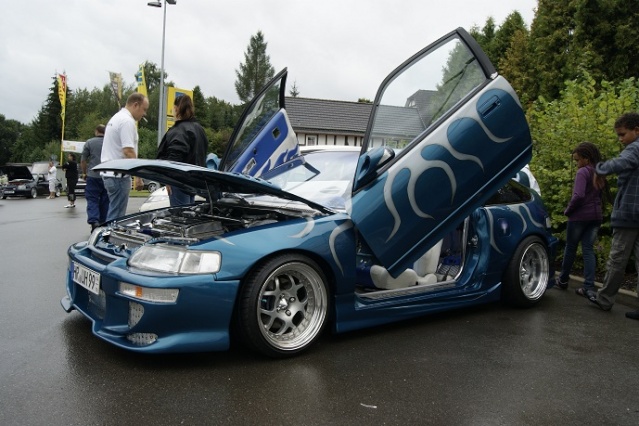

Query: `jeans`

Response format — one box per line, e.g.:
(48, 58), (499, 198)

(103, 176), (131, 221)
(85, 176), (110, 224)
(597, 227), (639, 308)
(558, 220), (601, 289)
(169, 186), (195, 207)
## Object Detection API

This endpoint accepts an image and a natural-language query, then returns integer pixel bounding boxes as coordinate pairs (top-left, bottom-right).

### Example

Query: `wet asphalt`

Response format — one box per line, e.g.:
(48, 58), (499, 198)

(0, 195), (638, 426)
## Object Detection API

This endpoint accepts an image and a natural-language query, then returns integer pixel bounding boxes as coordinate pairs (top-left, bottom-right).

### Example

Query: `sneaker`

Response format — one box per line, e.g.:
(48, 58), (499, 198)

(64, 204), (75, 208)
(625, 310), (639, 320)
(555, 277), (569, 290)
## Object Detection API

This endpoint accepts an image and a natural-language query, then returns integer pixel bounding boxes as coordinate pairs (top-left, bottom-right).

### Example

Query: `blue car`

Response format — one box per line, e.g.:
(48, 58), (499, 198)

(61, 28), (557, 357)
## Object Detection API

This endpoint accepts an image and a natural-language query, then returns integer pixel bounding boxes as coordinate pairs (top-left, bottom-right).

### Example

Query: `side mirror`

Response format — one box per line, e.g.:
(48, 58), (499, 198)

(353, 147), (395, 191)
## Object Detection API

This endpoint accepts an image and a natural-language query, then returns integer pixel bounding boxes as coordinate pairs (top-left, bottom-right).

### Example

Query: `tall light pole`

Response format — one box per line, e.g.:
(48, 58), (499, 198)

(147, 0), (176, 145)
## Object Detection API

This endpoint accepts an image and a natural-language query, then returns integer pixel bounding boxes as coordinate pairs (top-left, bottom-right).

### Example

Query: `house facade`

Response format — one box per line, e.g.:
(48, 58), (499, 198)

(285, 97), (371, 147)
(285, 93), (436, 149)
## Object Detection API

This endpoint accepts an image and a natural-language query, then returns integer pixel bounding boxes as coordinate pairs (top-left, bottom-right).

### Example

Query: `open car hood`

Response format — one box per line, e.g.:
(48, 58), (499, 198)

(0, 166), (34, 181)
(93, 159), (333, 213)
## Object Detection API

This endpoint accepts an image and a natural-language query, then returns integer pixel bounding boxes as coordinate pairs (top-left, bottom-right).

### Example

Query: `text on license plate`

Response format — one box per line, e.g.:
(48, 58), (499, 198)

(72, 263), (100, 295)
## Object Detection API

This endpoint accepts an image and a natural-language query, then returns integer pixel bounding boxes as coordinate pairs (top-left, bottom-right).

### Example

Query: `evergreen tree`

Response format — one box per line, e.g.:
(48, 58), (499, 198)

(572, 0), (639, 84)
(525, 0), (579, 102)
(499, 29), (534, 103)
(192, 86), (209, 124)
(289, 80), (300, 98)
(235, 31), (275, 104)
(492, 12), (528, 68)
(471, 13), (529, 101)
(470, 17), (498, 65)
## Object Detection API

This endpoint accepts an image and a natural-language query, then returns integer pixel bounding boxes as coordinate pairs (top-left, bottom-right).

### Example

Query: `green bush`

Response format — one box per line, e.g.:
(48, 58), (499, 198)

(527, 73), (639, 272)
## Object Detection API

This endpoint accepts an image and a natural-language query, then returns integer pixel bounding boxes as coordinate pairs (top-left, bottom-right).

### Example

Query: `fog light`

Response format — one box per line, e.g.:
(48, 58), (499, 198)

(129, 302), (144, 328)
(126, 333), (158, 346)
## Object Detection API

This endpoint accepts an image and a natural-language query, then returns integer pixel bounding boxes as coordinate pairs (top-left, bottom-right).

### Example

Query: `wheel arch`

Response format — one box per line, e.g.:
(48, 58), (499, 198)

(231, 248), (336, 357)
(232, 247), (338, 308)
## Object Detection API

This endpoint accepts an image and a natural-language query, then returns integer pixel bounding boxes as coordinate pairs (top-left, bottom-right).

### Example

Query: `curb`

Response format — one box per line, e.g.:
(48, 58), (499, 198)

(563, 274), (639, 310)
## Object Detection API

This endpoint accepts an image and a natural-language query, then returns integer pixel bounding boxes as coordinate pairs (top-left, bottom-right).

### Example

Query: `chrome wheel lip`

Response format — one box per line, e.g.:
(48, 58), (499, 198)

(519, 242), (549, 300)
(257, 262), (327, 352)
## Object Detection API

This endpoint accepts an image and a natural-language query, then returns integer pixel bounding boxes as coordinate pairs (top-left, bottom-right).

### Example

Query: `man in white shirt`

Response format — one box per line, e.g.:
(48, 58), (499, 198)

(101, 92), (148, 221)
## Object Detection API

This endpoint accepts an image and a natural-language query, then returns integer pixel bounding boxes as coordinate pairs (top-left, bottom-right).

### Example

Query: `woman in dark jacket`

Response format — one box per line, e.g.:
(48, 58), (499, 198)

(157, 94), (208, 206)
(62, 153), (79, 208)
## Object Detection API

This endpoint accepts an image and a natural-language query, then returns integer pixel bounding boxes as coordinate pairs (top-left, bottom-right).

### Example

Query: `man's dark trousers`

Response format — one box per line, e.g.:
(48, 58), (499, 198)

(85, 176), (109, 225)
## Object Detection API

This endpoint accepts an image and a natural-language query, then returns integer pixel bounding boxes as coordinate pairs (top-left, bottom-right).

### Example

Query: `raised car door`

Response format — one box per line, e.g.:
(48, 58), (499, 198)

(219, 68), (299, 178)
(350, 28), (532, 277)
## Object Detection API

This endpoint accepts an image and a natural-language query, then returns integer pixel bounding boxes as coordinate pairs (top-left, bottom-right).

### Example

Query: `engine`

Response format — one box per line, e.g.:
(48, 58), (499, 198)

(102, 202), (296, 249)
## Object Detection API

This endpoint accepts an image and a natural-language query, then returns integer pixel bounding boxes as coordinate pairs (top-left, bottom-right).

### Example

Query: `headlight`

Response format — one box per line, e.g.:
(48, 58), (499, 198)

(128, 244), (221, 274)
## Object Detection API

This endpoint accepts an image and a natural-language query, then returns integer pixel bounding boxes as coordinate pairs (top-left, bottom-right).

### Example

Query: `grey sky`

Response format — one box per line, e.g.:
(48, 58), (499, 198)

(0, 0), (537, 124)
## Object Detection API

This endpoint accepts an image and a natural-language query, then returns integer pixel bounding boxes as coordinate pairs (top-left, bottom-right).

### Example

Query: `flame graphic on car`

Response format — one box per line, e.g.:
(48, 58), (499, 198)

(485, 200), (545, 254)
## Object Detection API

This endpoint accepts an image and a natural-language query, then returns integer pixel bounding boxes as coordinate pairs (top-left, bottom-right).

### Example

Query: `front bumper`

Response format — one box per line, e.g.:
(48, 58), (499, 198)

(2, 187), (31, 197)
(62, 243), (240, 353)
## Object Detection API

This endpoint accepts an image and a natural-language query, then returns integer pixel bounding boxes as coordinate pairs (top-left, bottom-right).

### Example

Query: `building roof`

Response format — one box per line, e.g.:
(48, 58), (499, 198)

(285, 97), (372, 135)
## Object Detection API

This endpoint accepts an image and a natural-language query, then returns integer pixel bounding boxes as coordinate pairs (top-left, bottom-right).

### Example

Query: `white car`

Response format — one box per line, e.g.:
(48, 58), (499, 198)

(139, 186), (207, 212)
(139, 186), (169, 212)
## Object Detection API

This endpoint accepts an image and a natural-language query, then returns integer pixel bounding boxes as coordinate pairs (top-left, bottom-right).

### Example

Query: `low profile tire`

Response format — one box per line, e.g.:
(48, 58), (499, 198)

(238, 254), (329, 358)
(30, 188), (38, 199)
(502, 236), (550, 307)
(147, 182), (158, 193)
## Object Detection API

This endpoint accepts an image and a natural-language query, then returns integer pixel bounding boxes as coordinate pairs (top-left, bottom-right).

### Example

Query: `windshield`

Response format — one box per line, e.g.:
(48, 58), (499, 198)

(263, 150), (359, 210)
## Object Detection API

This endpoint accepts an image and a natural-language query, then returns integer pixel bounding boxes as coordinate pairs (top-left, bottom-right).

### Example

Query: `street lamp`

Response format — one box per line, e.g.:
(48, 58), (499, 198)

(147, 0), (177, 145)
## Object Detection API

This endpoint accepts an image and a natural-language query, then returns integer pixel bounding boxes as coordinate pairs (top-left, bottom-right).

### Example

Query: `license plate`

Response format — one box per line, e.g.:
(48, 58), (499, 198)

(4, 190), (14, 194)
(72, 262), (100, 295)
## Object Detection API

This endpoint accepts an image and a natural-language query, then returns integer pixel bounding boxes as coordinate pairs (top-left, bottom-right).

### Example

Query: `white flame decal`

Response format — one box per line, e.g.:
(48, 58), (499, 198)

(329, 220), (353, 275)
(289, 217), (315, 238)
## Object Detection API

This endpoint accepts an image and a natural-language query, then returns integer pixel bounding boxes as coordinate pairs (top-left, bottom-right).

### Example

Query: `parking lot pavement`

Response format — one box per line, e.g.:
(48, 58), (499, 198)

(1, 195), (638, 426)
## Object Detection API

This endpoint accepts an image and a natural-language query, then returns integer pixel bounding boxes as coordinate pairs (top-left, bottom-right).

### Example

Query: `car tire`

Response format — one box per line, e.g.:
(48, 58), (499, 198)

(147, 182), (158, 193)
(30, 188), (38, 199)
(502, 236), (550, 307)
(238, 254), (329, 358)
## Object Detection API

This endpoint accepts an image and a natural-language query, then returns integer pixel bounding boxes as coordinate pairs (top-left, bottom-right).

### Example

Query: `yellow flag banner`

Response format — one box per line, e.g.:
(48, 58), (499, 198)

(108, 71), (123, 105)
(57, 73), (67, 119)
(136, 64), (147, 97)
